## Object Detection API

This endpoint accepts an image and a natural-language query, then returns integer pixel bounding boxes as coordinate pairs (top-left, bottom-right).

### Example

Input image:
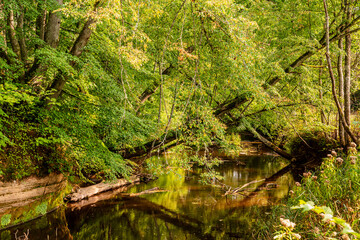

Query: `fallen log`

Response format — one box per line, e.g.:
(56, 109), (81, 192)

(224, 179), (265, 196)
(67, 185), (131, 210)
(64, 175), (140, 202)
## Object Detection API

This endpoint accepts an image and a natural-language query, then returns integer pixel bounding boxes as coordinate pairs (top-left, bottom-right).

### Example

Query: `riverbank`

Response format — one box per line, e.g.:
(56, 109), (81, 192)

(0, 173), (69, 230)
(0, 154), (291, 239)
(254, 145), (360, 239)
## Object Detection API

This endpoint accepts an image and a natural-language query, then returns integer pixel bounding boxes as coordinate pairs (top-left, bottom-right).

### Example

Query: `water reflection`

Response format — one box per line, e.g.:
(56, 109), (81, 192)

(0, 155), (292, 240)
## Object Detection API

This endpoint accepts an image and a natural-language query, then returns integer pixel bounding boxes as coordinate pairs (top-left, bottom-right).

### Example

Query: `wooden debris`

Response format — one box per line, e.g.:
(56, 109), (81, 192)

(224, 179), (265, 196)
(129, 187), (168, 197)
(64, 175), (140, 202)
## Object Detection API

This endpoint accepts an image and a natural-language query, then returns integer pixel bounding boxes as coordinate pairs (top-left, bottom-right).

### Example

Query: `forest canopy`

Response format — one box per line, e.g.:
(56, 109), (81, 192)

(1, 0), (360, 181)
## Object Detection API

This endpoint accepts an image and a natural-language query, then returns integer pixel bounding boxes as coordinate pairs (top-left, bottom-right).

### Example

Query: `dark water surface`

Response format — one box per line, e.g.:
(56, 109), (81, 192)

(0, 155), (292, 240)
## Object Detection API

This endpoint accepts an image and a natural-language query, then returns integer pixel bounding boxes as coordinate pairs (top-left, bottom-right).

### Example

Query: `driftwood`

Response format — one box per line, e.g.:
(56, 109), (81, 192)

(224, 164), (293, 214)
(67, 185), (132, 210)
(224, 178), (265, 196)
(65, 175), (140, 202)
(67, 186), (168, 210)
(128, 187), (168, 197)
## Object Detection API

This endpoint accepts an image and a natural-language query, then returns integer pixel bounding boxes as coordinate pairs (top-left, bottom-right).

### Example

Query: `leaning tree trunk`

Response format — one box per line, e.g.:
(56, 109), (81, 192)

(45, 16), (96, 108)
(246, 124), (294, 161)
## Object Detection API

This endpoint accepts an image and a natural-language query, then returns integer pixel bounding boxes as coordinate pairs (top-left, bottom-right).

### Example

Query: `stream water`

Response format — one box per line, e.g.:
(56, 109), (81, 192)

(0, 155), (293, 240)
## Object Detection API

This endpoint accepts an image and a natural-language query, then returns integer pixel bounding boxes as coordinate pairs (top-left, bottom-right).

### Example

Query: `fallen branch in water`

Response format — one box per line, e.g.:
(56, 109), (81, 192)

(128, 187), (169, 197)
(224, 179), (265, 196)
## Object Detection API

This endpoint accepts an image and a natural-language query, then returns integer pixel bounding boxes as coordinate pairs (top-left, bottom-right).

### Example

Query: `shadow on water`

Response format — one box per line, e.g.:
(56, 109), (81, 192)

(0, 155), (294, 240)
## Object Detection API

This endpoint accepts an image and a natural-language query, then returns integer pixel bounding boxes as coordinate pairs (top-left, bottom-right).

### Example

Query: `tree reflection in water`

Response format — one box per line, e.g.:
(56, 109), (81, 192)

(0, 155), (293, 240)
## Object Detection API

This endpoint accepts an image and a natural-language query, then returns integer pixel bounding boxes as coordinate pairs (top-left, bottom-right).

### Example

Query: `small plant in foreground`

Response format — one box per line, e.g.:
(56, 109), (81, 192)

(273, 217), (301, 239)
(274, 200), (360, 240)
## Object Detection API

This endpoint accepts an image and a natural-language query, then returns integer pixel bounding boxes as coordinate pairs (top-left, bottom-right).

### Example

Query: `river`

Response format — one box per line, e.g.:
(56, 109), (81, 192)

(0, 155), (292, 240)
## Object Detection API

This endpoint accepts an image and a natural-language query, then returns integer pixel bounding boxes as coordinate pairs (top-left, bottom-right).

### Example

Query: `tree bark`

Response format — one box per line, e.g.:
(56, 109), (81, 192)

(318, 60), (327, 131)
(323, 0), (358, 145)
(338, 38), (345, 146)
(121, 130), (178, 159)
(6, 10), (20, 59)
(16, 6), (27, 63)
(214, 94), (248, 117)
(44, 0), (63, 49)
(246, 124), (294, 161)
(23, 0), (61, 83)
(45, 15), (97, 108)
(36, 5), (46, 42)
(344, 0), (352, 145)
(69, 17), (95, 57)
(64, 175), (140, 202)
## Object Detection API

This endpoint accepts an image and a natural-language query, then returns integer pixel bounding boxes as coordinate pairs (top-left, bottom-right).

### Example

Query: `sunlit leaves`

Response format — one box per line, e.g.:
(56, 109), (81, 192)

(292, 200), (360, 238)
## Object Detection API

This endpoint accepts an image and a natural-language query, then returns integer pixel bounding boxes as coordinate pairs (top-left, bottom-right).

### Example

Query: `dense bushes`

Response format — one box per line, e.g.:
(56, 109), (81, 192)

(254, 144), (360, 239)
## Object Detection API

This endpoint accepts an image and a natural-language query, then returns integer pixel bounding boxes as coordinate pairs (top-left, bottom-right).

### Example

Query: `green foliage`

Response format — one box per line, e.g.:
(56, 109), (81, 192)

(292, 200), (360, 238)
(289, 147), (360, 208)
(273, 200), (360, 239)
(0, 214), (11, 227)
(0, 83), (59, 180)
(35, 202), (48, 216)
(287, 131), (331, 163)
(0, 0), (358, 186)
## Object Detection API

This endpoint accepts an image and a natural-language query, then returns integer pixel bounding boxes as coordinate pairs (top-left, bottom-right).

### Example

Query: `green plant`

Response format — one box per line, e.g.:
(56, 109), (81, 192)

(1, 214), (11, 227)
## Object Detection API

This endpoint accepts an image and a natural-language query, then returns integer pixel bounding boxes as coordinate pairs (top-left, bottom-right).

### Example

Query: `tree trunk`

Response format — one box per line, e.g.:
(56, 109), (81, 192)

(338, 38), (345, 146)
(319, 60), (327, 138)
(44, 0), (63, 48)
(16, 6), (27, 63)
(23, 0), (61, 83)
(6, 10), (20, 59)
(323, 0), (358, 145)
(36, 6), (46, 42)
(246, 124), (294, 161)
(69, 18), (95, 57)
(45, 16), (97, 108)
(214, 94), (249, 117)
(121, 130), (178, 159)
(344, 0), (352, 145)
(0, 2), (10, 65)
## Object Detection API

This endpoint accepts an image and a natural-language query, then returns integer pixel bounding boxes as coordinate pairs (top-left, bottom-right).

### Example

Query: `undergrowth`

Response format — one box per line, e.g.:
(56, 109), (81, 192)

(253, 143), (360, 240)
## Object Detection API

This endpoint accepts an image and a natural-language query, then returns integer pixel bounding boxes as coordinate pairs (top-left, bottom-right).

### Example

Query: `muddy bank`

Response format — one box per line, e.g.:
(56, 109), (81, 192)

(0, 173), (143, 230)
(0, 173), (66, 213)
